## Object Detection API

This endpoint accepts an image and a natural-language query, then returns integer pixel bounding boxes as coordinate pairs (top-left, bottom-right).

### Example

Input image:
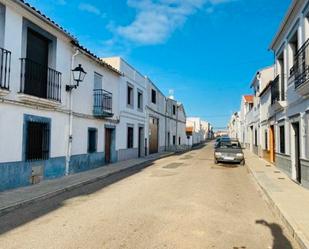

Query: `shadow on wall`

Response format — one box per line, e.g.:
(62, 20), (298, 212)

(256, 219), (293, 249)
(0, 161), (154, 235)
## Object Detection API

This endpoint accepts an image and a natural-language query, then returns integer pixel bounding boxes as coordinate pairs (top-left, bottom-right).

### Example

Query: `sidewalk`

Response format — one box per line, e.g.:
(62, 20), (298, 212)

(245, 150), (309, 249)
(0, 151), (174, 216)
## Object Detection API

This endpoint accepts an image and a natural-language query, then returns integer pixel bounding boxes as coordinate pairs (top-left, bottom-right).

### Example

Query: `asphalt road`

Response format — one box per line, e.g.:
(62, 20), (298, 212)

(0, 143), (297, 249)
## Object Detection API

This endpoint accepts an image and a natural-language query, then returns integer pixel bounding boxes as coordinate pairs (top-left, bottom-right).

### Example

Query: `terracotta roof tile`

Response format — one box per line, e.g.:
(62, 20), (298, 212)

(243, 95), (254, 103)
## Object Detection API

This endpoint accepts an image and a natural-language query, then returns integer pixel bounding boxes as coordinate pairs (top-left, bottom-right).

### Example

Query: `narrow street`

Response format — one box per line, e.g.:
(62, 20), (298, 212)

(0, 144), (296, 249)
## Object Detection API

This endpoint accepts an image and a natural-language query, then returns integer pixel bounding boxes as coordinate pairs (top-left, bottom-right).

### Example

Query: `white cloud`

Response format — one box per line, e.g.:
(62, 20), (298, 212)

(78, 3), (106, 17)
(112, 0), (236, 45)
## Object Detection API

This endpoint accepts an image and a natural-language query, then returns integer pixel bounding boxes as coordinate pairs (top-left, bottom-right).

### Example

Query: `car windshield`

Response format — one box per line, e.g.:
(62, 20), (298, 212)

(219, 141), (241, 149)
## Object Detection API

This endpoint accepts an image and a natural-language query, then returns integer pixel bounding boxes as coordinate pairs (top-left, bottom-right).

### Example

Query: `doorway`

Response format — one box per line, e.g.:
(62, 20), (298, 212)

(25, 29), (49, 98)
(149, 117), (159, 154)
(105, 128), (113, 164)
(292, 122), (301, 183)
(138, 126), (144, 158)
(269, 125), (275, 163)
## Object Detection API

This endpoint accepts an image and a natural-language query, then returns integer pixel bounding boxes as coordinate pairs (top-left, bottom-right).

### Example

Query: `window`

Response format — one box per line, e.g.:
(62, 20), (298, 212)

(127, 126), (134, 149)
(178, 137), (181, 145)
(173, 105), (176, 115)
(151, 89), (156, 104)
(279, 126), (285, 154)
(137, 90), (143, 110)
(94, 72), (102, 89)
(265, 130), (268, 150)
(127, 84), (134, 107)
(88, 128), (97, 153)
(173, 135), (176, 145)
(26, 121), (50, 161)
(254, 129), (258, 146)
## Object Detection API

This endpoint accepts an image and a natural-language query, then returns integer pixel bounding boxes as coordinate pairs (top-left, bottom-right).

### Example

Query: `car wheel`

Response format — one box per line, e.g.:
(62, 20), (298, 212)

(240, 160), (245, 166)
(214, 159), (218, 164)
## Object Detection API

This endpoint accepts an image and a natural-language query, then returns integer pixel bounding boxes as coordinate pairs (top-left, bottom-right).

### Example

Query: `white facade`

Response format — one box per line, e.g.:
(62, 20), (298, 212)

(269, 0), (309, 188)
(186, 117), (213, 146)
(0, 0), (122, 191)
(239, 95), (254, 146)
(228, 112), (241, 139)
(103, 57), (147, 160)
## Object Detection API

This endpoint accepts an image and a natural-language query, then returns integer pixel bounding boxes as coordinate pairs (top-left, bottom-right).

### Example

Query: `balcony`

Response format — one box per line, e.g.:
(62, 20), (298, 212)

(269, 75), (286, 115)
(0, 47), (11, 96)
(292, 39), (309, 97)
(19, 58), (61, 107)
(93, 89), (113, 118)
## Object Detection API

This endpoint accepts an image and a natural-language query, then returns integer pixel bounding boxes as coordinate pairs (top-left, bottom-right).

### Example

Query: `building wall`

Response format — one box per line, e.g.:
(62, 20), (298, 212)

(0, 1), (121, 191)
(103, 57), (147, 161)
(146, 81), (166, 153)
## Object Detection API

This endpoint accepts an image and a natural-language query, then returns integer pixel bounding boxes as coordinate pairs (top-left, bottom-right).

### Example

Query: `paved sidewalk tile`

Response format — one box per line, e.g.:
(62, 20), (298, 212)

(0, 151), (174, 216)
(245, 150), (309, 249)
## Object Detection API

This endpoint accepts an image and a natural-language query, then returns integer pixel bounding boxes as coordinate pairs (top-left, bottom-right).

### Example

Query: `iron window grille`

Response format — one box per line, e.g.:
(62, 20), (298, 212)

(279, 126), (286, 154)
(26, 121), (50, 161)
(0, 47), (11, 90)
(127, 127), (134, 149)
(88, 128), (97, 153)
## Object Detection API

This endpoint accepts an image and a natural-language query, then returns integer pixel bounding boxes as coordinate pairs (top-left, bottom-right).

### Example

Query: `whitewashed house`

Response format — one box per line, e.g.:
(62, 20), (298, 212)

(255, 66), (275, 162)
(102, 57), (147, 160)
(239, 95), (254, 147)
(268, 0), (309, 187)
(246, 66), (275, 156)
(228, 112), (241, 139)
(0, 0), (122, 191)
(165, 96), (187, 151)
(186, 117), (212, 146)
(146, 79), (167, 154)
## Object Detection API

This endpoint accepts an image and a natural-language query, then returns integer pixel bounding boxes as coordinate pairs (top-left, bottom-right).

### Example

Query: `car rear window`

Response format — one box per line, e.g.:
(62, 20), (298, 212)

(219, 141), (241, 149)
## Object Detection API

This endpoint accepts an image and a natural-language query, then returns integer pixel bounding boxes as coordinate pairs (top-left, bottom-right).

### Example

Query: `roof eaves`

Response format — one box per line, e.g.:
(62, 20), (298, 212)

(270, 0), (298, 50)
(71, 41), (123, 76)
(15, 0), (77, 41)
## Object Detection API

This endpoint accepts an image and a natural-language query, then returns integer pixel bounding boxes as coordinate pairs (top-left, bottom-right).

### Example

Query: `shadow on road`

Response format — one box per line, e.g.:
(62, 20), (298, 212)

(0, 161), (155, 235)
(256, 219), (294, 249)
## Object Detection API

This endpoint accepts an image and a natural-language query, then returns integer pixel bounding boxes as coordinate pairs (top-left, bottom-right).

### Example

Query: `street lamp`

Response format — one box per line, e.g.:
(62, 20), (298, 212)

(66, 64), (87, 91)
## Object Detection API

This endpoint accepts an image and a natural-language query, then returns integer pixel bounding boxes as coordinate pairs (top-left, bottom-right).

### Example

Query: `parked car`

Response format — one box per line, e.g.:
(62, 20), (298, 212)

(214, 138), (245, 165)
(214, 136), (230, 148)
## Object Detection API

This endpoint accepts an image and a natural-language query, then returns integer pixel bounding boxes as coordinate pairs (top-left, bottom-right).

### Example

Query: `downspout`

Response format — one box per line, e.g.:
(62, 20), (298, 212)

(65, 49), (80, 176)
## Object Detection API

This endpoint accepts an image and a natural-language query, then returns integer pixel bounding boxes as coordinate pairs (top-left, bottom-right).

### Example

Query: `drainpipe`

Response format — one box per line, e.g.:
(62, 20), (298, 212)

(65, 49), (80, 176)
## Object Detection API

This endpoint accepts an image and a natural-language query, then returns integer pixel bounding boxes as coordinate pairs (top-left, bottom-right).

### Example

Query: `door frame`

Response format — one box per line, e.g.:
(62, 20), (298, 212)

(138, 124), (144, 158)
(104, 125), (116, 164)
(269, 125), (275, 163)
(291, 121), (301, 183)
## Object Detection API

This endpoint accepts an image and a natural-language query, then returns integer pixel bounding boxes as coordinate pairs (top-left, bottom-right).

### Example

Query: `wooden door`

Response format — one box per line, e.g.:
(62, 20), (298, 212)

(269, 126), (275, 163)
(149, 118), (158, 154)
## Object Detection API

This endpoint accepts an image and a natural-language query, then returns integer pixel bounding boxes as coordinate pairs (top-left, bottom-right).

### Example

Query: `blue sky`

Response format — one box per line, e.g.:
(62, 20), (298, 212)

(27, 0), (291, 129)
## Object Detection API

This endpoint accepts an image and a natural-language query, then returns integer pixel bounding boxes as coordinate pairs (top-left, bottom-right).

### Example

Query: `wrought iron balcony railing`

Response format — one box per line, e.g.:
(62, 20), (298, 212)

(293, 38), (309, 89)
(0, 47), (11, 90)
(20, 58), (62, 102)
(93, 89), (113, 118)
(271, 75), (280, 105)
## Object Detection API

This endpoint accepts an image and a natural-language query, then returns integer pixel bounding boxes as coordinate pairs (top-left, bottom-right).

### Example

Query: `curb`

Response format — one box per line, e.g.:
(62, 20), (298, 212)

(0, 152), (174, 217)
(247, 164), (309, 249)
